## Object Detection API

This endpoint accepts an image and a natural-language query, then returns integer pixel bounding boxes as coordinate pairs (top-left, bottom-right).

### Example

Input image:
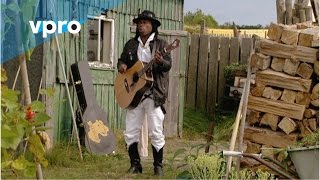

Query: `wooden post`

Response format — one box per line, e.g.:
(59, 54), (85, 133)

(277, 0), (286, 24)
(299, 9), (307, 22)
(286, 0), (293, 24)
(232, 22), (239, 37)
(305, 7), (313, 21)
(200, 19), (206, 34)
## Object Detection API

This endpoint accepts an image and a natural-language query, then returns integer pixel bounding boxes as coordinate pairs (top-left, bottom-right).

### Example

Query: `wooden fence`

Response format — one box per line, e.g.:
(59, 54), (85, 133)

(185, 34), (253, 115)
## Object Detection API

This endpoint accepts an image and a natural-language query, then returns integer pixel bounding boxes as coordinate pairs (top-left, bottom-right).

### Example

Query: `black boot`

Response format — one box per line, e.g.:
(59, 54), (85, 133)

(128, 142), (142, 174)
(152, 145), (163, 176)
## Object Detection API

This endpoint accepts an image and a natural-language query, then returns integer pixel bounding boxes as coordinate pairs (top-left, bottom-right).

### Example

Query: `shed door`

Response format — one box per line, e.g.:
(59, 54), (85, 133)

(160, 31), (188, 138)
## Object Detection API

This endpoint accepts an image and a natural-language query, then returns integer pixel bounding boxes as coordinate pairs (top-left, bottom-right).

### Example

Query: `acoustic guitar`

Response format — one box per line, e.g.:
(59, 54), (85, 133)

(115, 39), (180, 109)
(71, 61), (116, 154)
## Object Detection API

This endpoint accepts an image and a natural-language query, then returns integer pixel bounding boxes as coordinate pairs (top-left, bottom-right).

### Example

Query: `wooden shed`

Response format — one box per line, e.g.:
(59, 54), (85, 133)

(4, 0), (187, 143)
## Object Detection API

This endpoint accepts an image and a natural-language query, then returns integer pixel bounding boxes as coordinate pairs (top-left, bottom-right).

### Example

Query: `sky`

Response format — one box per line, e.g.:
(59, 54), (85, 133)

(184, 0), (277, 26)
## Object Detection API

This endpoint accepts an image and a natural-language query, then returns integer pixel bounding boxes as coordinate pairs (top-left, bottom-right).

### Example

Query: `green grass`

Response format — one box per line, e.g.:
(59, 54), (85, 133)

(2, 109), (236, 179)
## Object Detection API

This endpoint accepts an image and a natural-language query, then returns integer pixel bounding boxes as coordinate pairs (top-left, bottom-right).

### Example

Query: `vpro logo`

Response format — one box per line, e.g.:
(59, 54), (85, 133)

(29, 20), (81, 38)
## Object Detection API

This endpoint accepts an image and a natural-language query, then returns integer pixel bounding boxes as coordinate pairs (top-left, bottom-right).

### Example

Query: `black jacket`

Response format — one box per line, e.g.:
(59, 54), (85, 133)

(117, 37), (172, 108)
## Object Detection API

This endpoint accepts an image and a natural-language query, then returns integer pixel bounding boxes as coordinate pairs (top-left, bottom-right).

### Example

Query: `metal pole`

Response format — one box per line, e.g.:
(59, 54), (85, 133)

(54, 35), (83, 160)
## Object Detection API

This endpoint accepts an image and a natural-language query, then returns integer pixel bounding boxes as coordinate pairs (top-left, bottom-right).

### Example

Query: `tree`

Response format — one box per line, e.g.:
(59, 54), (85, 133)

(184, 9), (218, 28)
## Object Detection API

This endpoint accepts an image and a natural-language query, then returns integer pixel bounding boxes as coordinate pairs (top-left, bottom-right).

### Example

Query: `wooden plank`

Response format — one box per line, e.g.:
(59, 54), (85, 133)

(240, 38), (253, 64)
(256, 69), (312, 92)
(256, 39), (318, 64)
(196, 35), (209, 111)
(230, 37), (240, 64)
(244, 126), (298, 148)
(276, 0), (286, 24)
(248, 96), (306, 120)
(285, 0), (293, 24)
(267, 22), (285, 41)
(186, 35), (199, 109)
(178, 36), (187, 137)
(218, 37), (229, 105)
(207, 37), (219, 115)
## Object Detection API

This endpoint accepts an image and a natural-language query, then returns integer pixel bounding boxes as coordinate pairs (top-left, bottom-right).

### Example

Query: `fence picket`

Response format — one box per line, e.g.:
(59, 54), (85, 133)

(207, 37), (219, 115)
(186, 35), (200, 109)
(196, 35), (209, 111)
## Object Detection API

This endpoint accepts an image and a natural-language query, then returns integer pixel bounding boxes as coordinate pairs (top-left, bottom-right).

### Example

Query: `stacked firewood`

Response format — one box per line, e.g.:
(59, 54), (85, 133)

(243, 22), (319, 162)
(277, 0), (318, 25)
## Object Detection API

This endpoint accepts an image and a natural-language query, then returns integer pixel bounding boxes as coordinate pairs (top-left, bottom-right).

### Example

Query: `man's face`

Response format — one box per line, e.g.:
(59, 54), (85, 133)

(137, 19), (153, 37)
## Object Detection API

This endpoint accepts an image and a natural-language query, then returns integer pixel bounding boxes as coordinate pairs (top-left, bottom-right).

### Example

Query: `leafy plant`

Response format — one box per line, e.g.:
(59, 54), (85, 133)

(295, 132), (319, 147)
(1, 68), (51, 178)
(223, 63), (247, 81)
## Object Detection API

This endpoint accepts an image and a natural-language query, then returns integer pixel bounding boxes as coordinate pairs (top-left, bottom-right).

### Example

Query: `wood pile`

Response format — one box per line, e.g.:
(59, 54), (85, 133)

(276, 0), (319, 25)
(244, 22), (319, 161)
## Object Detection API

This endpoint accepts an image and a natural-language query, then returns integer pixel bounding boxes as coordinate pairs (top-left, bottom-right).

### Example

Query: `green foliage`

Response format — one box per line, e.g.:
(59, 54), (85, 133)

(1, 68), (51, 178)
(224, 63), (247, 79)
(187, 153), (225, 179)
(184, 9), (218, 28)
(295, 132), (319, 147)
(219, 22), (266, 29)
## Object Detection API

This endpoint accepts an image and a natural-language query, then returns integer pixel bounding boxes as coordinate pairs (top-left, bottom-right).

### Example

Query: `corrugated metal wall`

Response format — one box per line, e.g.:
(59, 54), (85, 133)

(40, 0), (185, 142)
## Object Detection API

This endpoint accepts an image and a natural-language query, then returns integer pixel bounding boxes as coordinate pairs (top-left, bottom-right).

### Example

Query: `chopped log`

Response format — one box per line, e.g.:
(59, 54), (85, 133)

(267, 22), (285, 41)
(251, 84), (265, 97)
(302, 118), (310, 128)
(255, 39), (318, 64)
(281, 89), (297, 103)
(292, 16), (300, 24)
(251, 53), (271, 70)
(261, 145), (276, 158)
(271, 57), (286, 72)
(256, 69), (312, 92)
(296, 62), (313, 79)
(310, 99), (319, 107)
(283, 58), (300, 75)
(248, 96), (306, 120)
(311, 83), (319, 100)
(299, 9), (307, 22)
(285, 0), (293, 25)
(298, 28), (320, 47)
(260, 113), (280, 131)
(304, 109), (317, 118)
(296, 21), (313, 29)
(262, 87), (282, 100)
(276, 0), (286, 24)
(244, 126), (298, 148)
(248, 110), (261, 125)
(314, 61), (319, 76)
(297, 121), (312, 137)
(281, 28), (300, 45)
(246, 141), (262, 154)
(308, 118), (317, 131)
(278, 117), (298, 134)
(296, 91), (311, 107)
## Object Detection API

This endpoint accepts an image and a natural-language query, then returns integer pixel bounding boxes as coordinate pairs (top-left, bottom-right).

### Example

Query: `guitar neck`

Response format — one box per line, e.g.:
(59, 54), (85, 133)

(137, 47), (165, 77)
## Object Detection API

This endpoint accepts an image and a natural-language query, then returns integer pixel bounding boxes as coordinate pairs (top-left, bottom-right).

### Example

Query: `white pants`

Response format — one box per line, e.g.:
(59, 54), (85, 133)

(124, 98), (165, 152)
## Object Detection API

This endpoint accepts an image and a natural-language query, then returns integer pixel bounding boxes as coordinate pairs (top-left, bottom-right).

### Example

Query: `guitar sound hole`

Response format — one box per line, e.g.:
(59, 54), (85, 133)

(132, 72), (139, 83)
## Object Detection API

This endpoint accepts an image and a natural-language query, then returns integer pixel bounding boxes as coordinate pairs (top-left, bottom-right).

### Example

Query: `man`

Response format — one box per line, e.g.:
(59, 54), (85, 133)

(117, 10), (172, 176)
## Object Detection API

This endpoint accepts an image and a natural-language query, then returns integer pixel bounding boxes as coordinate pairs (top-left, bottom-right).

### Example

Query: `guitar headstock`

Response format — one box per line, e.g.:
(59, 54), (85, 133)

(164, 39), (180, 53)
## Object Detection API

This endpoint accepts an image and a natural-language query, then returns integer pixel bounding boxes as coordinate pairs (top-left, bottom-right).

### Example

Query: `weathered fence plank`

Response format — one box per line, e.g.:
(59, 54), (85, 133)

(207, 37), (219, 115)
(230, 37), (240, 64)
(218, 37), (230, 105)
(186, 35), (200, 109)
(241, 38), (253, 64)
(196, 35), (209, 111)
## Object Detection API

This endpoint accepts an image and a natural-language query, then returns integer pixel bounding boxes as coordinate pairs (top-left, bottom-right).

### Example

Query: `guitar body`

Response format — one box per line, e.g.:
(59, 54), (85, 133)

(71, 61), (116, 155)
(115, 60), (153, 109)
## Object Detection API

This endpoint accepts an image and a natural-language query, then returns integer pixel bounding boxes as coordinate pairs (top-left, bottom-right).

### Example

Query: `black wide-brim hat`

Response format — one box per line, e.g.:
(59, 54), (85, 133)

(133, 10), (161, 27)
